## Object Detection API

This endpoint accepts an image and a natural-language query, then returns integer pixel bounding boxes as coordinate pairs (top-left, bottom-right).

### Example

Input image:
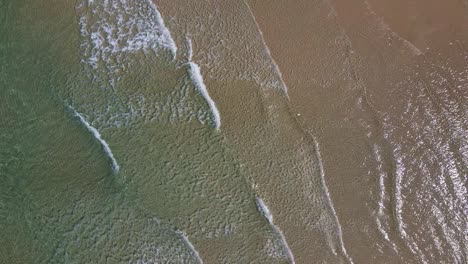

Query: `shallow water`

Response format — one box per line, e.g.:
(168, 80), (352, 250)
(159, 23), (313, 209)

(1, 0), (466, 263)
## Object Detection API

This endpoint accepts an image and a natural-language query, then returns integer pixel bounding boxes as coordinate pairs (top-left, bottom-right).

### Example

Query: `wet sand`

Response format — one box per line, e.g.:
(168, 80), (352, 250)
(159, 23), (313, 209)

(247, 0), (467, 263)
(156, 0), (354, 262)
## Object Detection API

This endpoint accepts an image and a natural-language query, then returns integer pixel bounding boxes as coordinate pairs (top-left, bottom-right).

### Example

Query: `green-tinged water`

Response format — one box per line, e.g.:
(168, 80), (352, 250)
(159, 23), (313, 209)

(0, 1), (296, 263)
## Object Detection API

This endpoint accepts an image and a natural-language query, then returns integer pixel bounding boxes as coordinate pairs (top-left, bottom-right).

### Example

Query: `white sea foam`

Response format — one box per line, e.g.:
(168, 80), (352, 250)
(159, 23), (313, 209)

(71, 107), (120, 172)
(78, 0), (177, 87)
(177, 231), (203, 264)
(187, 61), (221, 130)
(186, 37), (193, 62)
(256, 197), (295, 264)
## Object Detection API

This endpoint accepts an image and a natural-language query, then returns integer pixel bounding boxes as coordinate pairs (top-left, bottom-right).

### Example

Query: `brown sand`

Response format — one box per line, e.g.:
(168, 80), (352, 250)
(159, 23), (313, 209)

(155, 0), (468, 262)
(246, 0), (467, 263)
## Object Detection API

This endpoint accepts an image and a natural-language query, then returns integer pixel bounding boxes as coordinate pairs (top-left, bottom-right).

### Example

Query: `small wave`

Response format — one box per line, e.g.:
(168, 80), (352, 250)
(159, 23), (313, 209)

(187, 61), (221, 130)
(177, 231), (204, 264)
(186, 37), (193, 62)
(70, 107), (120, 172)
(256, 197), (295, 264)
(243, 0), (290, 97)
(312, 137), (354, 264)
(364, 1), (423, 56)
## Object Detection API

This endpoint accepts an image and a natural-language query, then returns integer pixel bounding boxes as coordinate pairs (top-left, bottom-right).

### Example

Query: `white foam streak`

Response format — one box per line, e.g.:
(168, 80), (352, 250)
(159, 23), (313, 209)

(256, 197), (295, 264)
(373, 143), (400, 252)
(146, 1), (177, 58)
(243, 0), (289, 97)
(256, 197), (274, 223)
(312, 138), (354, 264)
(178, 232), (203, 264)
(186, 37), (193, 61)
(71, 108), (120, 172)
(187, 62), (221, 130)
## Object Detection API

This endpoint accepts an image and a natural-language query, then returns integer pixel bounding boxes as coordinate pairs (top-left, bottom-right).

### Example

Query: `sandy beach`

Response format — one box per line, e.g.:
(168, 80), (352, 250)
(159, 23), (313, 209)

(246, 0), (467, 263)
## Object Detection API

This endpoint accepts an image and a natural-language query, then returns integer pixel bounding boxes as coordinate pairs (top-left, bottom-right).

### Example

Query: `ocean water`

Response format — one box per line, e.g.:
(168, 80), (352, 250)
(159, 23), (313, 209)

(1, 0), (466, 263)
(0, 0), (312, 263)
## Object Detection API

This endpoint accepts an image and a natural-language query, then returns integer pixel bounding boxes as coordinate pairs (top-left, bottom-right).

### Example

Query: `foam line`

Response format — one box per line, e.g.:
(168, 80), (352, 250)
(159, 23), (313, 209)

(178, 232), (204, 264)
(187, 61), (221, 130)
(243, 0), (290, 97)
(186, 37), (193, 61)
(312, 137), (354, 263)
(148, 0), (178, 58)
(71, 107), (120, 172)
(256, 197), (295, 264)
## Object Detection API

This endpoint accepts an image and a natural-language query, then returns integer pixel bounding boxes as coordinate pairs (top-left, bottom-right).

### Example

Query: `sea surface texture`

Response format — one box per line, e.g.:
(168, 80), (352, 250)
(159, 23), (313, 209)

(0, 0), (466, 263)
